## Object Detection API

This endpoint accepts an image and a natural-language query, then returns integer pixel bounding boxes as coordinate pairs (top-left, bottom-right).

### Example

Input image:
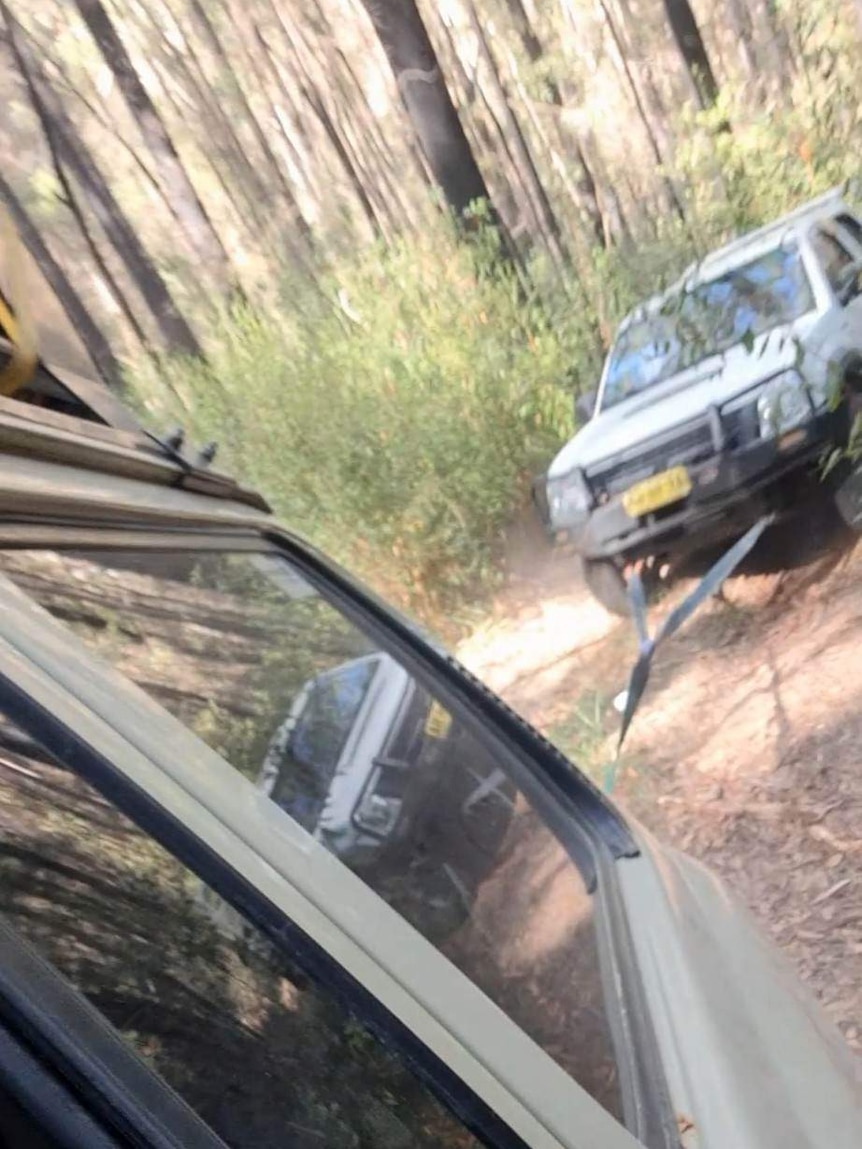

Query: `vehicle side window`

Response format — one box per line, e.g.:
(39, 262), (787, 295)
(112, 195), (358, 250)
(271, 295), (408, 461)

(811, 228), (854, 292)
(0, 712), (482, 1149)
(836, 212), (862, 250)
(0, 548), (626, 1124)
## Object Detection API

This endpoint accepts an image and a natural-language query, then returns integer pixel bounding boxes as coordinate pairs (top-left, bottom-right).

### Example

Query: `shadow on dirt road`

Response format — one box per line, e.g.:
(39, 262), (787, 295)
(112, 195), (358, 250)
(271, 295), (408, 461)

(673, 493), (857, 581)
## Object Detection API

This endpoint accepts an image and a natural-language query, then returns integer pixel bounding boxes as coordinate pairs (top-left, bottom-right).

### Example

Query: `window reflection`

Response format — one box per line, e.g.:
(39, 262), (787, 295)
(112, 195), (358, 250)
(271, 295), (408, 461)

(0, 712), (481, 1148)
(0, 548), (624, 1120)
(603, 244), (813, 407)
(811, 229), (854, 292)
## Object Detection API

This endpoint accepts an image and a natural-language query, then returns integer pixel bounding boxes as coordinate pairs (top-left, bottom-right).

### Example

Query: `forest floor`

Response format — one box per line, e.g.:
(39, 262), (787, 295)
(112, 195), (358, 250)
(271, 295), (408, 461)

(457, 498), (862, 1055)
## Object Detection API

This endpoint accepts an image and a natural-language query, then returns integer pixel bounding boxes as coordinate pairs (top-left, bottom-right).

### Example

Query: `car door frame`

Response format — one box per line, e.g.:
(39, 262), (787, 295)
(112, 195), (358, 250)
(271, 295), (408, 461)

(0, 915), (233, 1149)
(0, 543), (655, 1149)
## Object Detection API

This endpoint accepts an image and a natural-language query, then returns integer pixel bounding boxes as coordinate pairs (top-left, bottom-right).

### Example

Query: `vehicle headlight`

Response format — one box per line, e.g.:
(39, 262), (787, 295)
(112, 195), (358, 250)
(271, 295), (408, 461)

(547, 469), (591, 525)
(355, 791), (402, 837)
(756, 371), (812, 438)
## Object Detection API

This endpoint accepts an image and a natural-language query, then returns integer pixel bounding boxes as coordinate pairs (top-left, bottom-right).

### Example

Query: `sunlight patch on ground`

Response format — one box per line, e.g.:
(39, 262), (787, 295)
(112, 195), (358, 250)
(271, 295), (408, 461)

(457, 592), (617, 695)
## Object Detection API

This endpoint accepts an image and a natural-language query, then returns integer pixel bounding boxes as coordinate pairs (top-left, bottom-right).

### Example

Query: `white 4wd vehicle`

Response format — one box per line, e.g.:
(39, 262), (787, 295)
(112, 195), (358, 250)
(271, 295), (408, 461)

(256, 651), (514, 930)
(547, 189), (862, 614)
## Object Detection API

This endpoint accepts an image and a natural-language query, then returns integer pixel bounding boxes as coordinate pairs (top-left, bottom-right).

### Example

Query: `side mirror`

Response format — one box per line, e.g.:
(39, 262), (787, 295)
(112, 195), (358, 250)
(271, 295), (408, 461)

(575, 388), (597, 423)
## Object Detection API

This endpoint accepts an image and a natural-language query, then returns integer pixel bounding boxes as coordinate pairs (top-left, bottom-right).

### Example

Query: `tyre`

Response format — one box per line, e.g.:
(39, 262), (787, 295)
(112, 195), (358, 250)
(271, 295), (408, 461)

(582, 557), (630, 616)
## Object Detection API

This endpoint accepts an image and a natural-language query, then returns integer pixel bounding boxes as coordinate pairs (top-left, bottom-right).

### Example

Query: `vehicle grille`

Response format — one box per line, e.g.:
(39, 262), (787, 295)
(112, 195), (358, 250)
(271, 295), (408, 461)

(587, 419), (714, 498)
(587, 404), (762, 500)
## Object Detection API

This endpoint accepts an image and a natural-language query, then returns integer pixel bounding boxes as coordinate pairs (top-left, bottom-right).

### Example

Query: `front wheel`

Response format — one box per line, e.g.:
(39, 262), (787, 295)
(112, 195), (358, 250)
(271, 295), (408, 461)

(582, 557), (630, 617)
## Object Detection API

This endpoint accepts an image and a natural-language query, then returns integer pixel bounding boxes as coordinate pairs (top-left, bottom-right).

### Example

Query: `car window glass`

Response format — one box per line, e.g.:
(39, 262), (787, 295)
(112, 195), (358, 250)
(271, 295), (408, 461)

(603, 245), (812, 408)
(0, 710), (482, 1149)
(836, 213), (862, 250)
(0, 547), (625, 1124)
(811, 228), (855, 291)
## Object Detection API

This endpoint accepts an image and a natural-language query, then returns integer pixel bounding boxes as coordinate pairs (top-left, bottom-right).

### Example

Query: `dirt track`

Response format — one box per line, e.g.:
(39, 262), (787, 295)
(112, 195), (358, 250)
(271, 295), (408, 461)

(458, 501), (862, 1055)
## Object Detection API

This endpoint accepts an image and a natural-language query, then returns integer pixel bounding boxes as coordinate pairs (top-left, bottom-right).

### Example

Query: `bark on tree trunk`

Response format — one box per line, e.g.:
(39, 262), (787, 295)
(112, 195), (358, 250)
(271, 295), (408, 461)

(5, 15), (202, 353)
(330, 44), (423, 231)
(597, 0), (686, 220)
(494, 8), (607, 246)
(2, 7), (202, 357)
(724, 0), (758, 80)
(301, 82), (383, 238)
(661, 0), (720, 109)
(0, 171), (122, 388)
(464, 0), (568, 270)
(357, 0), (494, 219)
(266, 11), (386, 237)
(16, 60), (156, 356)
(143, 22), (272, 235)
(72, 0), (233, 284)
(501, 0), (562, 102)
(431, 7), (520, 234)
(189, 0), (314, 250)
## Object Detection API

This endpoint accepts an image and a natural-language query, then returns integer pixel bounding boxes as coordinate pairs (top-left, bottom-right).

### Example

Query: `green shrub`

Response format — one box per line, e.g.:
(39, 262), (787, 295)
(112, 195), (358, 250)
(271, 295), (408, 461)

(130, 220), (582, 628)
(130, 24), (862, 632)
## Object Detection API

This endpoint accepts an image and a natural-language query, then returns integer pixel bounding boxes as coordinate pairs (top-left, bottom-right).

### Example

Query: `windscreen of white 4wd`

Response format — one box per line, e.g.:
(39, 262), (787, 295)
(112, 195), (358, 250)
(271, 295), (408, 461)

(0, 547), (624, 1123)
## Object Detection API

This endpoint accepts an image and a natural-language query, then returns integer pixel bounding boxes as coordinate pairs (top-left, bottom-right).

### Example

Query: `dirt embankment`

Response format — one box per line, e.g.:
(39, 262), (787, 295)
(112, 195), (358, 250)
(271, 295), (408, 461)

(458, 506), (862, 1054)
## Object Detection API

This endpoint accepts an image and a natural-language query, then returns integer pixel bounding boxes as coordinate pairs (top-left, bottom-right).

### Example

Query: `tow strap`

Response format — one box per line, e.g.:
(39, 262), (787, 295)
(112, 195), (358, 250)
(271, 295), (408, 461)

(604, 514), (774, 791)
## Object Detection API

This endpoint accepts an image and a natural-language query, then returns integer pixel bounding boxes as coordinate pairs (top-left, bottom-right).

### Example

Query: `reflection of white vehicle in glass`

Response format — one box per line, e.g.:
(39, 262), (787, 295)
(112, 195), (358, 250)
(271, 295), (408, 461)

(545, 189), (862, 614)
(259, 653), (422, 865)
(258, 653), (515, 922)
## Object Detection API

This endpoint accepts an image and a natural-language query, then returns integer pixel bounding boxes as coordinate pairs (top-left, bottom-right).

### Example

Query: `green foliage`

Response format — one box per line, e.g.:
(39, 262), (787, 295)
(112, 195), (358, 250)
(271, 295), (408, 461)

(548, 690), (614, 788)
(130, 219), (579, 627)
(126, 1), (862, 631)
(674, 3), (862, 238)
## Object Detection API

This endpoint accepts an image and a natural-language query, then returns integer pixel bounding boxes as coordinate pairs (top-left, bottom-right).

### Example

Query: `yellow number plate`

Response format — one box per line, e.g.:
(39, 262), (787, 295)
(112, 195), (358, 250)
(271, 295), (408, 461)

(622, 465), (692, 518)
(424, 701), (452, 739)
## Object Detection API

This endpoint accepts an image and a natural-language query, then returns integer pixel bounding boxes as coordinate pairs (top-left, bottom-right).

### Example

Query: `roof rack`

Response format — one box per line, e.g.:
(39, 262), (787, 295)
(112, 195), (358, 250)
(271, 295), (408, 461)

(0, 331), (269, 512)
(0, 210), (269, 513)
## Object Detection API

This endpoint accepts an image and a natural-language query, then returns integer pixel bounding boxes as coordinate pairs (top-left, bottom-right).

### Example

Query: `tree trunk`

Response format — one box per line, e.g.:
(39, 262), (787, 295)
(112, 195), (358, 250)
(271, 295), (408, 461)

(661, 0), (720, 109)
(142, 15), (272, 235)
(597, 0), (685, 220)
(72, 0), (233, 284)
(247, 22), (323, 219)
(431, 7), (520, 233)
(749, 0), (796, 81)
(494, 7), (607, 247)
(501, 0), (563, 102)
(357, 0), (494, 219)
(301, 81), (383, 238)
(37, 40), (179, 225)
(464, 0), (568, 270)
(331, 45), (424, 231)
(2, 7), (202, 357)
(188, 0), (313, 250)
(0, 172), (122, 387)
(265, 10), (386, 237)
(723, 0), (758, 80)
(12, 51), (156, 357)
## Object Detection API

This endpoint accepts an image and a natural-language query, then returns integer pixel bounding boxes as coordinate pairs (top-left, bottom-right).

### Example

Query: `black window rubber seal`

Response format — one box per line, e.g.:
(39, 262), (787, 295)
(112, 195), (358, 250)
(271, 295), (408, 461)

(0, 1019), (123, 1149)
(0, 673), (530, 1149)
(262, 526), (639, 867)
(0, 918), (227, 1149)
